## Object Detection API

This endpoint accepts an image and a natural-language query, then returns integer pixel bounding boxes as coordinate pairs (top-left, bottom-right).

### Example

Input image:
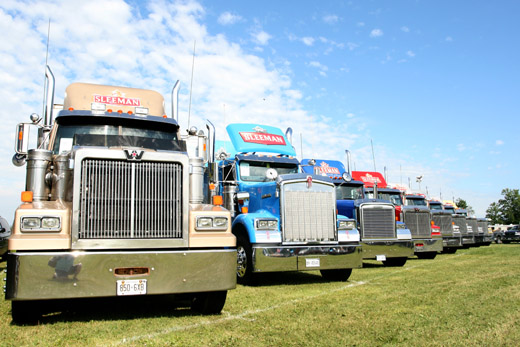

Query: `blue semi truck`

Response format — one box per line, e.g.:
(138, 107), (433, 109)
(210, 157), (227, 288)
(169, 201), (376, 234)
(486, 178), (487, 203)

(214, 124), (362, 284)
(301, 159), (413, 267)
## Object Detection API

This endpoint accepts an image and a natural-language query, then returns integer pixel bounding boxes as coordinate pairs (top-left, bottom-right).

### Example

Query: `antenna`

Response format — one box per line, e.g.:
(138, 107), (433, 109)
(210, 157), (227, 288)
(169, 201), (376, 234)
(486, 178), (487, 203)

(371, 139), (377, 171)
(187, 40), (196, 129)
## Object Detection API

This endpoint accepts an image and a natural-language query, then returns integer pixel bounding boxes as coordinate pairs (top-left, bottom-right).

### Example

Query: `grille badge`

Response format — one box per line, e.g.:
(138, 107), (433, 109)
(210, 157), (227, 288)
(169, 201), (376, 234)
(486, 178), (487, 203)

(124, 149), (144, 161)
(306, 175), (312, 189)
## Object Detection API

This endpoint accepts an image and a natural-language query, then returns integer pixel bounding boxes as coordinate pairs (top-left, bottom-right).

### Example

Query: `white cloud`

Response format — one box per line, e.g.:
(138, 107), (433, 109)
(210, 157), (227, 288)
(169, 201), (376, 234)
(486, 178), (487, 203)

(218, 11), (242, 25)
(308, 61), (328, 76)
(252, 30), (272, 45)
(370, 29), (383, 38)
(357, 22), (365, 27)
(323, 14), (339, 24)
(406, 50), (415, 57)
(401, 26), (410, 32)
(346, 42), (358, 51)
(445, 36), (453, 42)
(457, 144), (466, 151)
(302, 36), (314, 46)
(495, 139), (504, 145)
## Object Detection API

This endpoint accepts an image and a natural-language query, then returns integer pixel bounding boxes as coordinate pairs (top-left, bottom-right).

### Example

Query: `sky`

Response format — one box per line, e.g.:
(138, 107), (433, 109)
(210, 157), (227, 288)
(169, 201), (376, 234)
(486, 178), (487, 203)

(0, 0), (518, 220)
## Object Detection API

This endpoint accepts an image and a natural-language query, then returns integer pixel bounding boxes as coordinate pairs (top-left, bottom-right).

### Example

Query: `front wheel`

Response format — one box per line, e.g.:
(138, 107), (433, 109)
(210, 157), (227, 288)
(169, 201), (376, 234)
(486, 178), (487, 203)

(382, 257), (407, 267)
(416, 252), (437, 260)
(236, 234), (254, 285)
(191, 291), (227, 314)
(11, 300), (42, 325)
(320, 269), (352, 282)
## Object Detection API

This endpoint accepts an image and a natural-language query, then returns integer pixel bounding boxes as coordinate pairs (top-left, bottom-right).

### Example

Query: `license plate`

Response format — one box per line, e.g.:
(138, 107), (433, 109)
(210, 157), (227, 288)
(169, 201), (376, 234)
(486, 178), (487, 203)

(376, 255), (387, 261)
(306, 258), (320, 268)
(117, 279), (147, 296)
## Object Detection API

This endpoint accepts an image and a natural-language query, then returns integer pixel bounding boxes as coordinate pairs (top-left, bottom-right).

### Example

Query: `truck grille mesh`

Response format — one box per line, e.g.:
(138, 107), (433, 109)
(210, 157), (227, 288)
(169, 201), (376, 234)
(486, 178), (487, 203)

(282, 184), (336, 242)
(432, 214), (453, 235)
(403, 211), (431, 238)
(78, 159), (182, 239)
(477, 221), (487, 235)
(452, 215), (468, 235)
(360, 205), (395, 238)
(467, 219), (479, 236)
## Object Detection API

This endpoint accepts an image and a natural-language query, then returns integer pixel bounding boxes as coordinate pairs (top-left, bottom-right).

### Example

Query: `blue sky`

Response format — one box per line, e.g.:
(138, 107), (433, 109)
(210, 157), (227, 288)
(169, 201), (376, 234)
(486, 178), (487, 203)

(0, 0), (518, 219)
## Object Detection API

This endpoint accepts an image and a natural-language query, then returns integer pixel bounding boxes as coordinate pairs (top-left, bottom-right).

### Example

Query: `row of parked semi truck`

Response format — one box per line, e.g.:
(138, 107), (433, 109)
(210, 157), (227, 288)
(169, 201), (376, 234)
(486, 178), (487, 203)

(2, 70), (494, 323)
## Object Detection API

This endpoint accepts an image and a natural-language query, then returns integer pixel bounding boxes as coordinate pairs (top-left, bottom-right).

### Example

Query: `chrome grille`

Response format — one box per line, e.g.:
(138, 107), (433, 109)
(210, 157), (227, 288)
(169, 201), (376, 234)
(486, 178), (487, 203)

(403, 210), (431, 238)
(477, 220), (488, 235)
(360, 205), (395, 238)
(466, 219), (479, 236)
(432, 214), (453, 236)
(282, 181), (336, 243)
(452, 215), (468, 236)
(78, 159), (183, 239)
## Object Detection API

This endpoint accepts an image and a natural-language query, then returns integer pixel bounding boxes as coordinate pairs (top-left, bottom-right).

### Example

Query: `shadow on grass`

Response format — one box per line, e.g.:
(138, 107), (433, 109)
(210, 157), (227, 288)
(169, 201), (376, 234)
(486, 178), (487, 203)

(245, 270), (355, 287)
(10, 294), (206, 326)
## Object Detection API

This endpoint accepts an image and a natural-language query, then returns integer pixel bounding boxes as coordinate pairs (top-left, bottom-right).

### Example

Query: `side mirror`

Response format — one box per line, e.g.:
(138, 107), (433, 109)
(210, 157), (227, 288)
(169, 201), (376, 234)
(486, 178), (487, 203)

(15, 123), (30, 155)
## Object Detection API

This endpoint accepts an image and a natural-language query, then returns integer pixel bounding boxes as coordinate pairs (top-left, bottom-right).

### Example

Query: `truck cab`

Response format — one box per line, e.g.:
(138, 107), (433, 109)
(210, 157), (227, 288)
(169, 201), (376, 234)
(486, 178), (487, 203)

(428, 200), (462, 252)
(6, 69), (236, 323)
(216, 124), (362, 284)
(303, 160), (413, 267)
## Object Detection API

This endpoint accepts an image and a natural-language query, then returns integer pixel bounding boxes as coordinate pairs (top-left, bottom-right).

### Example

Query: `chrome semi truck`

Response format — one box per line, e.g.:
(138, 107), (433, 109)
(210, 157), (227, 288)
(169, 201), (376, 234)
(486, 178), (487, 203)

(428, 200), (462, 253)
(402, 194), (443, 259)
(302, 160), (413, 267)
(5, 67), (236, 323)
(215, 124), (362, 284)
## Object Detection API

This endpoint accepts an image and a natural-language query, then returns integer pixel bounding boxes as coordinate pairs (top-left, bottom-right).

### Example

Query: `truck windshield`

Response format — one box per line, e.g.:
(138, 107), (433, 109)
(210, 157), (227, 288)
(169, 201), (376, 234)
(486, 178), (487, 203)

(52, 117), (182, 154)
(406, 198), (428, 206)
(239, 161), (298, 182)
(430, 204), (443, 210)
(378, 192), (403, 206)
(336, 185), (364, 200)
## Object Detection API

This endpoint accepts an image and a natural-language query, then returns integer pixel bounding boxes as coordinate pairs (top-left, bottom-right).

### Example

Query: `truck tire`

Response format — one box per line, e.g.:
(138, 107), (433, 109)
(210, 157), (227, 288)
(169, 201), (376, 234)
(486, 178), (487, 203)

(11, 300), (41, 325)
(320, 269), (352, 282)
(382, 257), (407, 267)
(495, 236), (502, 244)
(416, 252), (437, 260)
(236, 234), (254, 285)
(191, 291), (227, 315)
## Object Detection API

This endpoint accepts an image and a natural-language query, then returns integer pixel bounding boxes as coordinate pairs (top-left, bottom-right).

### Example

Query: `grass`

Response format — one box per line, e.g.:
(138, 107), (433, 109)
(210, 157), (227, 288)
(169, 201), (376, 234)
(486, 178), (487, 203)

(1, 244), (519, 346)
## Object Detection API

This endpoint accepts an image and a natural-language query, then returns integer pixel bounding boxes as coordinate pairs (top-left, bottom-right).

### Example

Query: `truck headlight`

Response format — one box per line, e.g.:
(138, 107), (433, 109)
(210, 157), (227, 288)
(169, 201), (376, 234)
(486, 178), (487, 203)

(21, 216), (61, 232)
(255, 219), (278, 230)
(195, 216), (229, 231)
(338, 220), (356, 230)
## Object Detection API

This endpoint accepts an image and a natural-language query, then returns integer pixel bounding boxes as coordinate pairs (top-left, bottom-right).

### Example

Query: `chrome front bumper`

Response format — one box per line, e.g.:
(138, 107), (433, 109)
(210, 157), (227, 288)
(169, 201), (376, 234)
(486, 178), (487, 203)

(413, 238), (443, 253)
(252, 243), (363, 273)
(462, 235), (476, 245)
(361, 240), (414, 260)
(5, 249), (236, 300)
(443, 236), (463, 248)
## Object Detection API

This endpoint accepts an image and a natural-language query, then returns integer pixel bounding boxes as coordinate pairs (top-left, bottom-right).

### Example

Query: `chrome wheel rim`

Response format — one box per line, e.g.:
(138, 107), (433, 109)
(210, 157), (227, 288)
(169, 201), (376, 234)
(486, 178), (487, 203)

(236, 245), (247, 277)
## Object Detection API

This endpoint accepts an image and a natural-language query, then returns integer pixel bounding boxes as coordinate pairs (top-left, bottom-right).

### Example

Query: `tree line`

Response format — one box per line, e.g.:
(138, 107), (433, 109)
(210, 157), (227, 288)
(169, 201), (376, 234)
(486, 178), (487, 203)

(486, 188), (520, 225)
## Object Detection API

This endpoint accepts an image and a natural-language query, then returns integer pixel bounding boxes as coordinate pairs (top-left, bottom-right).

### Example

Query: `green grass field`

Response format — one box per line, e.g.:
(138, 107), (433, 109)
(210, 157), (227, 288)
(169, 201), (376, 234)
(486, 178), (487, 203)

(1, 244), (519, 346)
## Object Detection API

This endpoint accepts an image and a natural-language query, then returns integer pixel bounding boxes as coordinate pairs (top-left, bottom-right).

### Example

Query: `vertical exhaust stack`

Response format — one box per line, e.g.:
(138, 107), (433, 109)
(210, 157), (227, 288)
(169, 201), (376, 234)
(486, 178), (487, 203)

(171, 80), (180, 121)
(345, 150), (351, 175)
(39, 65), (55, 149)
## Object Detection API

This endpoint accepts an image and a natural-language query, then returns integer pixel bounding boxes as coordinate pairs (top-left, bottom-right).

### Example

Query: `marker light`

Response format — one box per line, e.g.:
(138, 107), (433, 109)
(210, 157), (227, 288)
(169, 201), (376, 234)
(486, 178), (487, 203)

(21, 191), (33, 202)
(213, 195), (223, 206)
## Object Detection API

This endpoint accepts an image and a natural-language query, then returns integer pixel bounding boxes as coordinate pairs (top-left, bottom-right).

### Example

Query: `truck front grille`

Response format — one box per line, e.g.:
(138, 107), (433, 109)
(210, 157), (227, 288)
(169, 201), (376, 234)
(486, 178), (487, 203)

(477, 221), (487, 235)
(282, 181), (336, 243)
(466, 219), (479, 236)
(78, 159), (183, 239)
(432, 214), (453, 236)
(452, 215), (468, 236)
(403, 210), (431, 238)
(360, 205), (395, 239)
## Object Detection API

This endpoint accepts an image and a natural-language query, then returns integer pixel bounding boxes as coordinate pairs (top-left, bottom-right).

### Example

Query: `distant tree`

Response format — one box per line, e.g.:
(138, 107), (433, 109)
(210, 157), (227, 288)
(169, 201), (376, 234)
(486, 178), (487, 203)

(498, 189), (520, 224)
(455, 198), (475, 216)
(486, 202), (503, 224)
(485, 189), (520, 225)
